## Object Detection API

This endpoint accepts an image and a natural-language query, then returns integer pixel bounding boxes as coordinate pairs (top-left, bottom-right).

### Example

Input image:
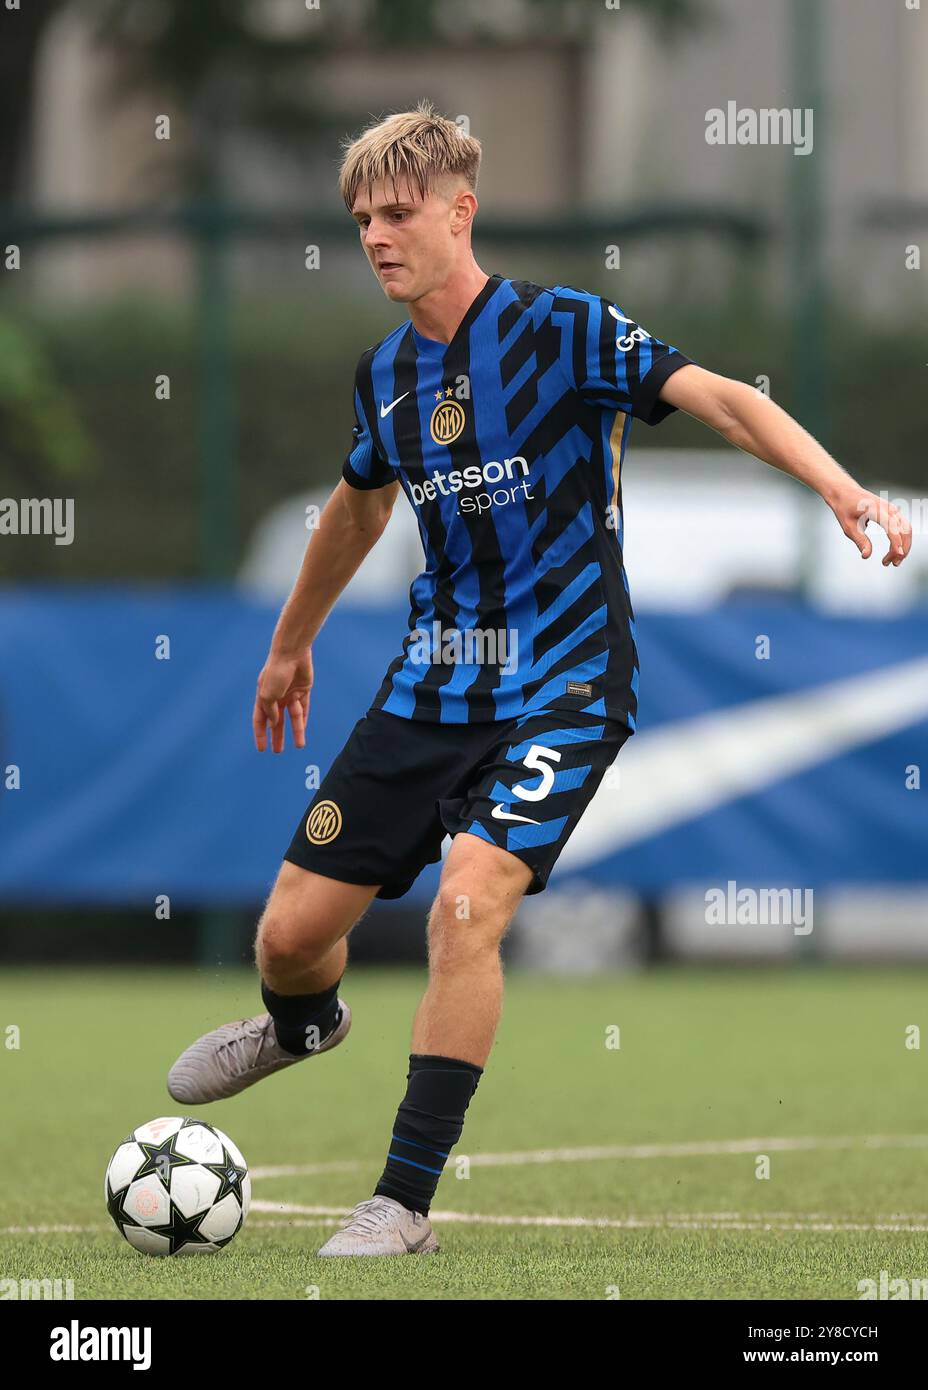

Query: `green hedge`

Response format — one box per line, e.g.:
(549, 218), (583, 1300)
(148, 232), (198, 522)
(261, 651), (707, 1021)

(0, 293), (924, 580)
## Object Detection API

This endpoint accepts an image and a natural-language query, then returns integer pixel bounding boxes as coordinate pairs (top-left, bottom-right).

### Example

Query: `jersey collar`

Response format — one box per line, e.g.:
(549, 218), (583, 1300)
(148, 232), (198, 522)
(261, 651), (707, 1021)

(410, 273), (504, 355)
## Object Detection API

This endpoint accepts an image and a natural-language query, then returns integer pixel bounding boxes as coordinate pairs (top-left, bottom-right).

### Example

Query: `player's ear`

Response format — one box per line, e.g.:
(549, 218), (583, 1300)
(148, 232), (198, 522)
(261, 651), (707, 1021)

(450, 188), (478, 233)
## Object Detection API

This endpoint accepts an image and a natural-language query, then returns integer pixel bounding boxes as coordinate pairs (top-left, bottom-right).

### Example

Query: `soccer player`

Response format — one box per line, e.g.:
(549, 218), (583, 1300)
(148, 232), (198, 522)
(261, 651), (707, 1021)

(168, 103), (911, 1256)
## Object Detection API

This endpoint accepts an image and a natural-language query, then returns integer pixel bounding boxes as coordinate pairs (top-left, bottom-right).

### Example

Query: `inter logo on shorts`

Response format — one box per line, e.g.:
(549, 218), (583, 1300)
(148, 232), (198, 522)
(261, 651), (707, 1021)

(306, 800), (342, 845)
(430, 398), (465, 445)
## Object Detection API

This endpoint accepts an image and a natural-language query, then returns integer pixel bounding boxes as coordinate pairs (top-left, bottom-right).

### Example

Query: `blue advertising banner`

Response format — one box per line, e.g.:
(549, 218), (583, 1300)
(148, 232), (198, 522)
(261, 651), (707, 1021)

(0, 589), (925, 904)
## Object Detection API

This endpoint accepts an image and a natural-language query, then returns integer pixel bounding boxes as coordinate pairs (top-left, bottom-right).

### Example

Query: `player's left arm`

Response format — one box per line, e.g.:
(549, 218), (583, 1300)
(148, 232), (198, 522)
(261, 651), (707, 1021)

(658, 363), (912, 567)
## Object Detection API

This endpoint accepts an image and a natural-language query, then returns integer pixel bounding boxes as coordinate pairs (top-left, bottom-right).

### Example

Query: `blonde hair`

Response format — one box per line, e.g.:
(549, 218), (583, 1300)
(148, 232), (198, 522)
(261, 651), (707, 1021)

(339, 101), (481, 212)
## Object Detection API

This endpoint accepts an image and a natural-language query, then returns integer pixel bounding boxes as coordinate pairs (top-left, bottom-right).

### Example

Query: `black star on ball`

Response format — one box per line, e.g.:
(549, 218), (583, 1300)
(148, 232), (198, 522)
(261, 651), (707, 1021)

(149, 1202), (214, 1256)
(134, 1133), (198, 1185)
(202, 1146), (248, 1205)
(106, 1178), (130, 1238)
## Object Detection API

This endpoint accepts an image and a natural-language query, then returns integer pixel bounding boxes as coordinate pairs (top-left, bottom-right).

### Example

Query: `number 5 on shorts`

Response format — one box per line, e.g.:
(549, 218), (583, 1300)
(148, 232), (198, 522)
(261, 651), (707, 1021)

(512, 744), (562, 803)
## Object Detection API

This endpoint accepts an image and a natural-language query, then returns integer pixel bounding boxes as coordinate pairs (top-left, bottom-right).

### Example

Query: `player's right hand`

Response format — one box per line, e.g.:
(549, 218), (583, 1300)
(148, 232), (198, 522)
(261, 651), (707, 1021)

(253, 647), (313, 753)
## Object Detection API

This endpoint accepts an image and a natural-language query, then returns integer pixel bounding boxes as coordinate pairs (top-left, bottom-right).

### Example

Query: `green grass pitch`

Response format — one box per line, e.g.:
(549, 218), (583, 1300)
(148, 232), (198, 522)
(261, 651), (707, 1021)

(1, 964), (925, 1300)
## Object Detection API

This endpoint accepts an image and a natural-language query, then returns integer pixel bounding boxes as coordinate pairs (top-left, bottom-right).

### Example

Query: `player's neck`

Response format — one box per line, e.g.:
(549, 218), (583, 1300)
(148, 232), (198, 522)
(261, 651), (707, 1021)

(408, 263), (490, 346)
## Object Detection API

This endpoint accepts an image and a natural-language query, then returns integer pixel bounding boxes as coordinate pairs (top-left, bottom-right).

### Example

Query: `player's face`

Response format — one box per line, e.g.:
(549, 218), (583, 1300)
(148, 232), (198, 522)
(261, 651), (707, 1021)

(351, 176), (467, 304)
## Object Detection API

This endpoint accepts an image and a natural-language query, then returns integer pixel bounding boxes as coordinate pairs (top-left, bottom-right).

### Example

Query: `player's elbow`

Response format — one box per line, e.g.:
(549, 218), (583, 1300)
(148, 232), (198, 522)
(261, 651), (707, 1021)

(708, 377), (762, 437)
(337, 479), (394, 543)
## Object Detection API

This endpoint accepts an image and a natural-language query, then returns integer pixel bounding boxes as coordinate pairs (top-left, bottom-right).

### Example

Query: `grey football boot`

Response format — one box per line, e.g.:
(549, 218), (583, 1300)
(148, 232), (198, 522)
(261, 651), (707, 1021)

(167, 1001), (351, 1104)
(317, 1196), (440, 1257)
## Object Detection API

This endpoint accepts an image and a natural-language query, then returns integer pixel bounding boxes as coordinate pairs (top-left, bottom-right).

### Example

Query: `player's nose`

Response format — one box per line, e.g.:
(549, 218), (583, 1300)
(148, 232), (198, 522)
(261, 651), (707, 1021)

(363, 218), (391, 249)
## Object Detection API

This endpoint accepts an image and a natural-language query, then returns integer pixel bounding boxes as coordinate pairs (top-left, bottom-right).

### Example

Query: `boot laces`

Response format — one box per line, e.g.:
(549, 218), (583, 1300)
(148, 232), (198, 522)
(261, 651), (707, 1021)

(216, 1017), (277, 1077)
(339, 1198), (406, 1236)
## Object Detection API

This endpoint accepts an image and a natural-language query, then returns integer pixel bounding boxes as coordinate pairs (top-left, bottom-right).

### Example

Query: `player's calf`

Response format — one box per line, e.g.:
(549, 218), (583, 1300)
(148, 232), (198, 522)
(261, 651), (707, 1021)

(336, 839), (528, 1246)
(167, 864), (376, 1103)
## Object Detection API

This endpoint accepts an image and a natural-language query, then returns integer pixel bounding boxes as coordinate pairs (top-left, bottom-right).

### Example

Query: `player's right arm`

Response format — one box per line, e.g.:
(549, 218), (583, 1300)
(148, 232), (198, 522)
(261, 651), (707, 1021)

(255, 351), (400, 752)
(254, 477), (399, 752)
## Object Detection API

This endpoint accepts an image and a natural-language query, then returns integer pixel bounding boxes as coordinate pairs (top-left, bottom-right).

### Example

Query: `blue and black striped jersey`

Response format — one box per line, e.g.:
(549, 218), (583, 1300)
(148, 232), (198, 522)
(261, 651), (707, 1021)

(342, 274), (692, 726)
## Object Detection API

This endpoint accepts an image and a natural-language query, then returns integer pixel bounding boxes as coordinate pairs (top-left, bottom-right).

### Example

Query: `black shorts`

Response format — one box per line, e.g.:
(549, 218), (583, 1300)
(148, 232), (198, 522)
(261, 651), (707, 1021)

(284, 707), (631, 898)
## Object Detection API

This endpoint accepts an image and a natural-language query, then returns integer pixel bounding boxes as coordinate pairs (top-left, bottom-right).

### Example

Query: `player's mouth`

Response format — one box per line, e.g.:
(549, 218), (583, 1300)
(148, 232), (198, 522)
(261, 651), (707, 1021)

(378, 261), (403, 277)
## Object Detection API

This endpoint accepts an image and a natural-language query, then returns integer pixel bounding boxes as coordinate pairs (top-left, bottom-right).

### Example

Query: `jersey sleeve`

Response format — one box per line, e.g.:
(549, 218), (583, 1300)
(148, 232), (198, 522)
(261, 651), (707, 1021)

(341, 356), (397, 490)
(554, 288), (693, 426)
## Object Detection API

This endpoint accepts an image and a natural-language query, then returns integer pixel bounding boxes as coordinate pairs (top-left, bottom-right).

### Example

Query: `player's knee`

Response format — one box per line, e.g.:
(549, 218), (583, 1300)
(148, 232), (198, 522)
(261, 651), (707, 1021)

(435, 841), (531, 931)
(255, 909), (307, 978)
(255, 898), (329, 977)
(435, 878), (486, 932)
(431, 874), (511, 952)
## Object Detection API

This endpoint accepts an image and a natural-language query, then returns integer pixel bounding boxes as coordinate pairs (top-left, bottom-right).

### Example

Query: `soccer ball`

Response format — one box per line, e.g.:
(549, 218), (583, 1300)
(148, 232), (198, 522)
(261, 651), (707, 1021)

(104, 1116), (250, 1256)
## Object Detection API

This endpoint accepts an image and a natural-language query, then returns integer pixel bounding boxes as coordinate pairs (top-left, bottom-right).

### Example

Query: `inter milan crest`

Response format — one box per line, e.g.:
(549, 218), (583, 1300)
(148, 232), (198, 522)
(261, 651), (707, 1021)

(305, 799), (343, 845)
(429, 396), (466, 445)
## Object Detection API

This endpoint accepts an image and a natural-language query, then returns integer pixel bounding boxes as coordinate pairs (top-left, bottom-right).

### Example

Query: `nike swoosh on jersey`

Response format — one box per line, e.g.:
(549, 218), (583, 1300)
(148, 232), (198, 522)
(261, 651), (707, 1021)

(491, 804), (541, 825)
(558, 655), (928, 869)
(379, 392), (409, 417)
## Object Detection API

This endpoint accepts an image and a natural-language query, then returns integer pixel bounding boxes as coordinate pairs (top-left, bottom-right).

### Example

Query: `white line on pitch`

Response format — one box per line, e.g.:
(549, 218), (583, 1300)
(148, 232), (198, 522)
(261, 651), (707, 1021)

(0, 1224), (107, 1235)
(249, 1133), (928, 1180)
(248, 1203), (928, 1234)
(5, 1207), (927, 1239)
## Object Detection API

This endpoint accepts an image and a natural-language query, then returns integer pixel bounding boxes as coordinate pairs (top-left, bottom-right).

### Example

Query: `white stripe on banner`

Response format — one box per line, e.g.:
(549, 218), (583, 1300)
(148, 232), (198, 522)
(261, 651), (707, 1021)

(558, 655), (928, 865)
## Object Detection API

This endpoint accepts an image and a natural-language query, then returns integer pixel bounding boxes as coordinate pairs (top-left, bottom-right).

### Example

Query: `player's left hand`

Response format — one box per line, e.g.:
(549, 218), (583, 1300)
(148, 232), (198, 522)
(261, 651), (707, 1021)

(830, 485), (912, 567)
(254, 646), (313, 753)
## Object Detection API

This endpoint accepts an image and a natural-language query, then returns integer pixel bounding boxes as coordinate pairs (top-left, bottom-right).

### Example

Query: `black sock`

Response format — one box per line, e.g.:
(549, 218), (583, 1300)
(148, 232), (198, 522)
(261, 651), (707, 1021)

(260, 979), (342, 1057)
(374, 1053), (483, 1216)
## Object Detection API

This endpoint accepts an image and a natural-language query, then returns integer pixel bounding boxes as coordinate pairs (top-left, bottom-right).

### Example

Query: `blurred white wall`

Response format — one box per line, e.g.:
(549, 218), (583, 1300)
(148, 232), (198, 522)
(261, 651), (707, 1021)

(239, 449), (928, 613)
(509, 884), (928, 972)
